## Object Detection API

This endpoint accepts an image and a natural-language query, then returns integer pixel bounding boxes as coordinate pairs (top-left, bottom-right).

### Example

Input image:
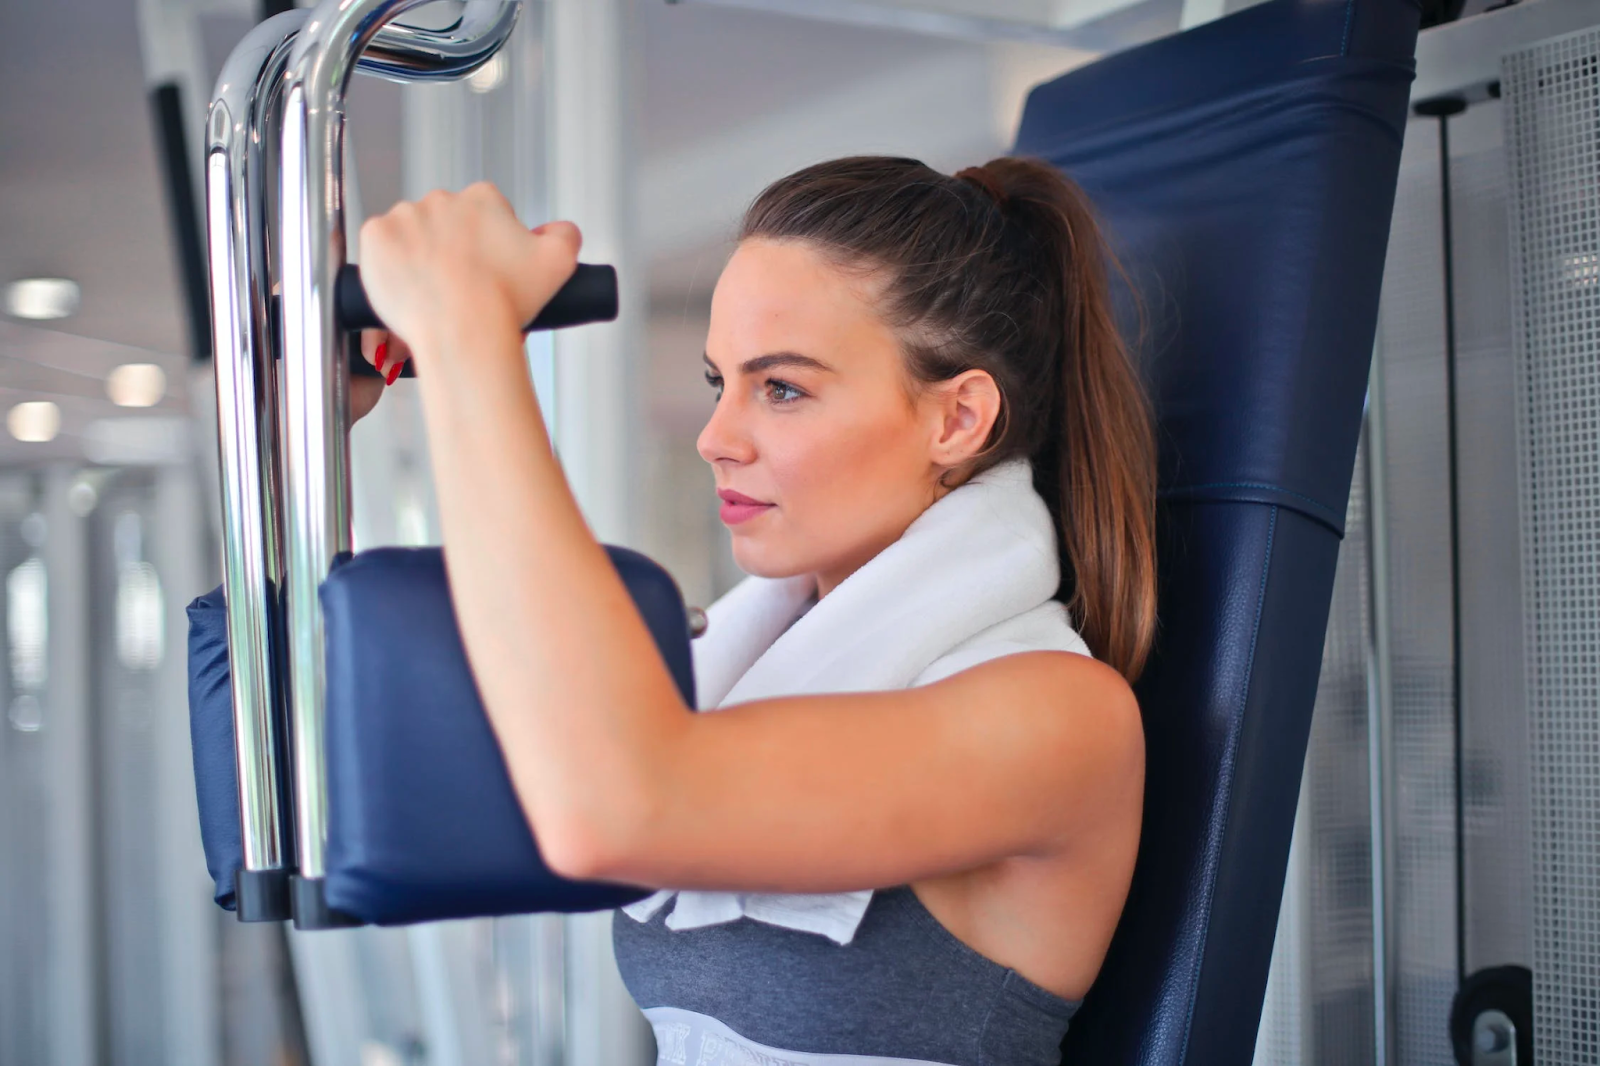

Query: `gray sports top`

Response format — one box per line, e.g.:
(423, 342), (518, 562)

(613, 885), (1079, 1065)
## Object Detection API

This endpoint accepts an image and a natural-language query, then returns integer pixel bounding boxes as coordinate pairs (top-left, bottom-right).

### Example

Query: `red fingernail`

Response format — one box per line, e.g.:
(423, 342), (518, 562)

(374, 341), (388, 373)
(386, 361), (402, 387)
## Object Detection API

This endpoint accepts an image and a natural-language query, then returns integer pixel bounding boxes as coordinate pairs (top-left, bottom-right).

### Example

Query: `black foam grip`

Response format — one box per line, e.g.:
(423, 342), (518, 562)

(340, 262), (617, 378)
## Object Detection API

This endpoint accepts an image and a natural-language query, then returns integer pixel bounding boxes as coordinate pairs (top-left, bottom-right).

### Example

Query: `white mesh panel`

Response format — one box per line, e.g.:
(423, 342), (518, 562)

(1504, 29), (1600, 1066)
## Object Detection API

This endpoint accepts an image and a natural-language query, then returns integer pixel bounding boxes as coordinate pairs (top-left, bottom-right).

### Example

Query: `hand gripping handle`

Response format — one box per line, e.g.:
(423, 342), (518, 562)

(339, 262), (617, 377)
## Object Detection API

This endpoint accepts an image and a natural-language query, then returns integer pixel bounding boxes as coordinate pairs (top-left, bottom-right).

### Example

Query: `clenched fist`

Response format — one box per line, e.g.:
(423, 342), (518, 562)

(357, 181), (581, 365)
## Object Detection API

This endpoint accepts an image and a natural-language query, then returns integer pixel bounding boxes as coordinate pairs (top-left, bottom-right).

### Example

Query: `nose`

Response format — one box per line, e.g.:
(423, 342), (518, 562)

(697, 389), (755, 467)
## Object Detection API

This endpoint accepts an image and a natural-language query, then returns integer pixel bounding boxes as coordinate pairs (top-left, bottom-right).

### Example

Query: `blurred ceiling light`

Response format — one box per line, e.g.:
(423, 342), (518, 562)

(5, 277), (80, 320)
(8, 401), (61, 443)
(107, 362), (167, 407)
(467, 52), (506, 94)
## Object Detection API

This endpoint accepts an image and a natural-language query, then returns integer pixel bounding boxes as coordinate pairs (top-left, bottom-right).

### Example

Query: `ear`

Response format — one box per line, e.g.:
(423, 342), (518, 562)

(927, 369), (1002, 470)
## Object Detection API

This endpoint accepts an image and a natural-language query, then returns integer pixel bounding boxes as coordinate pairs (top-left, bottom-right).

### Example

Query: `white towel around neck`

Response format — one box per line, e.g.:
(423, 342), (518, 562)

(620, 458), (1091, 944)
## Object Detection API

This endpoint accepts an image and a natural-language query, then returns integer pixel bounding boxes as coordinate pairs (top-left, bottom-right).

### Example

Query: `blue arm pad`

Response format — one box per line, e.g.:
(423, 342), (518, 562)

(186, 584), (246, 910)
(186, 544), (696, 924)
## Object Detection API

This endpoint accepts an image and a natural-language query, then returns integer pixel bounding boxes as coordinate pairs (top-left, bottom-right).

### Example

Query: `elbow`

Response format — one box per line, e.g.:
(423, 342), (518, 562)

(534, 780), (660, 884)
(522, 705), (688, 883)
(538, 820), (621, 882)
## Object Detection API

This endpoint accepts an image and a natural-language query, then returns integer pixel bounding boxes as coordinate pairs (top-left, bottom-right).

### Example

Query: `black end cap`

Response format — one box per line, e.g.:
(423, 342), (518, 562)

(234, 866), (292, 922)
(290, 875), (364, 930)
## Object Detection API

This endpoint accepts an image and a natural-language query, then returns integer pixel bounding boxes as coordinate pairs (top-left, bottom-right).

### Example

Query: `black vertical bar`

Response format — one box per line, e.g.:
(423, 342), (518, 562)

(1439, 110), (1468, 988)
(1417, 96), (1470, 985)
(259, 0), (297, 20)
(150, 81), (213, 364)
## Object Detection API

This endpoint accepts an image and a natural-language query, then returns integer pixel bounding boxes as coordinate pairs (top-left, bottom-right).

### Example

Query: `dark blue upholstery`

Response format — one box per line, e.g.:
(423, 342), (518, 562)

(187, 585), (248, 910)
(1012, 0), (1419, 1061)
(187, 545), (695, 924)
(319, 545), (693, 924)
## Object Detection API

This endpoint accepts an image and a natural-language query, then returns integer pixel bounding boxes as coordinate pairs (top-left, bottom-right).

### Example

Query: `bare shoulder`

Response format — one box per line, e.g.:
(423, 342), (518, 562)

(921, 650), (1145, 844)
(933, 650), (1144, 753)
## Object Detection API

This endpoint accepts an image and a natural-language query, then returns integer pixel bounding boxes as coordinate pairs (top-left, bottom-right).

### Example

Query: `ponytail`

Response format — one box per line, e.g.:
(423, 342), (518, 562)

(743, 156), (1158, 680)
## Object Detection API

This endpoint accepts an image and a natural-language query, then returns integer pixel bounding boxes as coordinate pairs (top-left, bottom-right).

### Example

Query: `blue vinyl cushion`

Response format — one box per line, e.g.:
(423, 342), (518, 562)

(1011, 0), (1420, 1061)
(187, 584), (248, 910)
(319, 545), (694, 924)
(186, 544), (695, 924)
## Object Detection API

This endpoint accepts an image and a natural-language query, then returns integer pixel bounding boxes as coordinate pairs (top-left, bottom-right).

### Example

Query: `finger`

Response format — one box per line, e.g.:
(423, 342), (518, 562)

(531, 220), (583, 257)
(381, 334), (412, 385)
(360, 329), (390, 367)
(385, 334), (413, 371)
(518, 221), (583, 314)
(464, 180), (515, 215)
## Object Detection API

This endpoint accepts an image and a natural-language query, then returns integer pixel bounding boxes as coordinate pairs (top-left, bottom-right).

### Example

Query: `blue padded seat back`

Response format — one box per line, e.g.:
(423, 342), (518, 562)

(319, 545), (694, 924)
(1012, 0), (1419, 1061)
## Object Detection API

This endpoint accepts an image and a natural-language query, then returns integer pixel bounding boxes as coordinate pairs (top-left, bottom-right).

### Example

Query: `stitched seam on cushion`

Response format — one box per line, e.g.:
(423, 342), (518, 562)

(1162, 481), (1335, 513)
(1177, 504), (1278, 1061)
(1341, 0), (1355, 56)
(1159, 483), (1344, 537)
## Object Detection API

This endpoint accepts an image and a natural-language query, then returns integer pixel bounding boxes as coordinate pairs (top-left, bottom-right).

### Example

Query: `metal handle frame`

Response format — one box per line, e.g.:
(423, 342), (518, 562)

(206, 1), (521, 926)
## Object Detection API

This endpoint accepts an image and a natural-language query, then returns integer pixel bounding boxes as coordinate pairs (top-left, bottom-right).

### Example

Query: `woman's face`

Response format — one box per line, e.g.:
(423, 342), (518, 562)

(698, 239), (961, 595)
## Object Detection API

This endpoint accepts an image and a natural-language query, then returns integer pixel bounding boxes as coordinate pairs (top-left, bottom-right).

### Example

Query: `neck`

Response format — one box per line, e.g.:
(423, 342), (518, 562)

(814, 539), (890, 599)
(814, 491), (952, 600)
(812, 564), (852, 601)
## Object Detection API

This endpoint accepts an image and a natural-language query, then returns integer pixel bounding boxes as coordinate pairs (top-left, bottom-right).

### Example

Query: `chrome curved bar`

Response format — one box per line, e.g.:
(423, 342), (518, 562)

(206, 1), (522, 917)
(276, 0), (521, 919)
(357, 1), (521, 83)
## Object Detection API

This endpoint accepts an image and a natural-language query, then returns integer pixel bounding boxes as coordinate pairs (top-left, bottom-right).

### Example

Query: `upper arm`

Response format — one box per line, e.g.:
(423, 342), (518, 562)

(569, 650), (1144, 893)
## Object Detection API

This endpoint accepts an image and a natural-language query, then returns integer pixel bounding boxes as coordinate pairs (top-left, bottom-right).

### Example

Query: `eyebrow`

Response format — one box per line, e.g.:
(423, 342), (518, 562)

(703, 352), (835, 376)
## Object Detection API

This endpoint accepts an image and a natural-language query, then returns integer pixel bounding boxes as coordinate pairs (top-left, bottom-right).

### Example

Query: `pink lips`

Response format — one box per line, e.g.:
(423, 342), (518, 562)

(717, 488), (774, 526)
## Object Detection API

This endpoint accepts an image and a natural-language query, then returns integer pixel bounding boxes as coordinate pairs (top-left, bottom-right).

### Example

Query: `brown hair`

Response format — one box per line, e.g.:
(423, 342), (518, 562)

(741, 156), (1157, 681)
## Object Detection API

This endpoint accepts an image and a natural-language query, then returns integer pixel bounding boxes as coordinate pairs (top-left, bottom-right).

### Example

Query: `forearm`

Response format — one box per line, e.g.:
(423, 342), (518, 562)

(411, 311), (689, 869)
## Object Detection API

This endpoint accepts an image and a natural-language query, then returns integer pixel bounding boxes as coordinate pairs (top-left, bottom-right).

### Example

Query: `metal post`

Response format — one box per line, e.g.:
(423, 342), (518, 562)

(41, 468), (98, 1066)
(207, 2), (522, 924)
(274, 0), (519, 927)
(208, 10), (302, 922)
(1365, 352), (1400, 1066)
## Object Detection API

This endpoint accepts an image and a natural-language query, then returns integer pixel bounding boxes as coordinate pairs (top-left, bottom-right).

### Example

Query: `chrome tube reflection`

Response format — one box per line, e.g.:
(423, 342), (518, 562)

(206, 2), (521, 922)
(357, 1), (522, 83)
(207, 12), (310, 910)
(276, 0), (520, 923)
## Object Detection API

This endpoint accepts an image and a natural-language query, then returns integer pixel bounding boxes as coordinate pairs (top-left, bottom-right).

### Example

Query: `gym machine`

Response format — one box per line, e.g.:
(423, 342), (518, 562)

(186, 0), (1438, 1061)
(191, 0), (690, 931)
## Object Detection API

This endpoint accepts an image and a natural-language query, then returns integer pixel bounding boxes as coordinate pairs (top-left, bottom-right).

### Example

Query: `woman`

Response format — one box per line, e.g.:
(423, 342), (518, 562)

(354, 155), (1154, 1065)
